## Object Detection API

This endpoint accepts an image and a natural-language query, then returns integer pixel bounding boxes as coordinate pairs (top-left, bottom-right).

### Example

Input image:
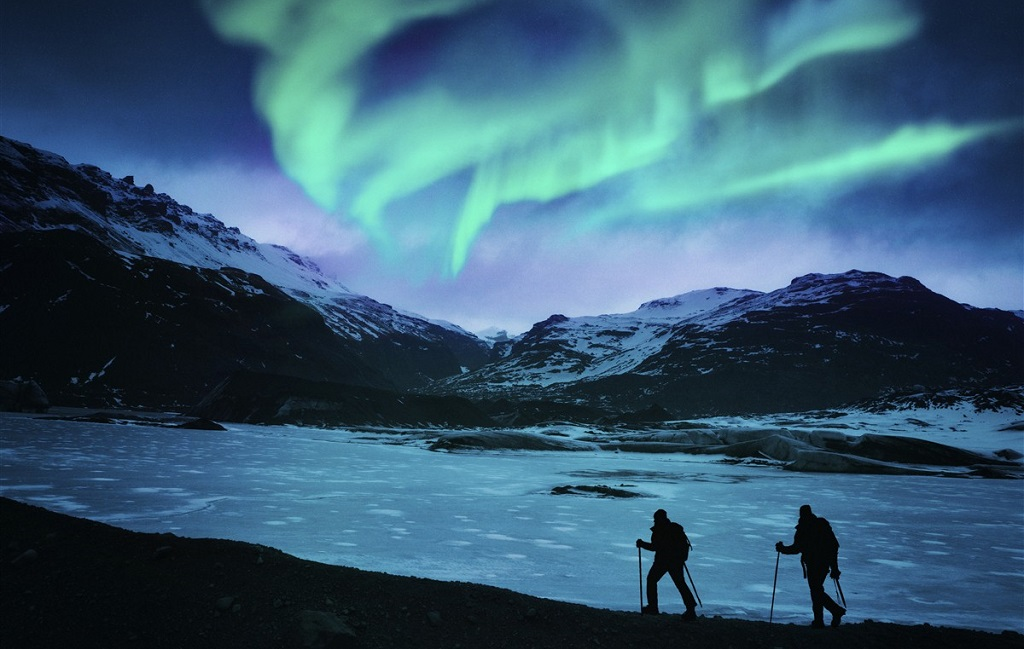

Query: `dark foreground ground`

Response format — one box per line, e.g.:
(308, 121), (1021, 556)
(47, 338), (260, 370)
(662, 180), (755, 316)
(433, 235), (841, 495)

(3, 497), (1021, 649)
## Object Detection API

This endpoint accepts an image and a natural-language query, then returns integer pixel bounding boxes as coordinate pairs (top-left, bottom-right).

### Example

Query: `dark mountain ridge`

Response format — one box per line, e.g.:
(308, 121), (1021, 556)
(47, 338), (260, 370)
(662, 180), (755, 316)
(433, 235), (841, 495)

(0, 136), (487, 409)
(435, 271), (1024, 417)
(598, 271), (1023, 415)
(1, 136), (1020, 420)
(1, 228), (386, 407)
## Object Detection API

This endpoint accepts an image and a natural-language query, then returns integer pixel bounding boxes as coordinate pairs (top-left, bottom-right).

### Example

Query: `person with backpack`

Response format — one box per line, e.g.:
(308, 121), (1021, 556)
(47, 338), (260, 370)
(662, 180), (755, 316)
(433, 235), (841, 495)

(636, 509), (698, 620)
(776, 504), (846, 628)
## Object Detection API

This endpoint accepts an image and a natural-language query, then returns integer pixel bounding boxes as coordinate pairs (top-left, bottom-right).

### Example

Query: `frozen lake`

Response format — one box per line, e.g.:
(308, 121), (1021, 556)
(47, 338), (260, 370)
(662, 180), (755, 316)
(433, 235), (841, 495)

(1, 412), (1022, 633)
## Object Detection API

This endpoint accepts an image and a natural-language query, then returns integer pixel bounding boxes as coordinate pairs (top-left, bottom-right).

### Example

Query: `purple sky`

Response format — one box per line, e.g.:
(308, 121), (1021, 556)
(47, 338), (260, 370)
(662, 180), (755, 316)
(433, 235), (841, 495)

(3, 1), (1021, 334)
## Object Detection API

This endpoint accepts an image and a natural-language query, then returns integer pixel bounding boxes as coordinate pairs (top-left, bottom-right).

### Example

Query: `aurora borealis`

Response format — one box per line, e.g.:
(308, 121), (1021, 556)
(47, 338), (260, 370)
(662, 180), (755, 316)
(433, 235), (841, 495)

(200, 0), (1019, 276)
(3, 1), (1022, 333)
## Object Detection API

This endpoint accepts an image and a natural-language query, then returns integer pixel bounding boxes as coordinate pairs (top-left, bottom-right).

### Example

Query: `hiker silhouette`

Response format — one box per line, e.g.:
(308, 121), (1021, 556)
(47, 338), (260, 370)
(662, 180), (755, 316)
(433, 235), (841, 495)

(776, 504), (846, 628)
(636, 509), (697, 620)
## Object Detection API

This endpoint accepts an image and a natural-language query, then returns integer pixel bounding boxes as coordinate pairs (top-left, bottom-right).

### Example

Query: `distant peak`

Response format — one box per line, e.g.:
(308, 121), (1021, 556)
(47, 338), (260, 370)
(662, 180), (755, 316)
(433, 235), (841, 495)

(476, 326), (511, 341)
(639, 287), (753, 311)
(633, 287), (760, 323)
(474, 327), (512, 348)
(789, 270), (923, 289)
(538, 314), (569, 327)
(765, 271), (937, 311)
(518, 314), (570, 340)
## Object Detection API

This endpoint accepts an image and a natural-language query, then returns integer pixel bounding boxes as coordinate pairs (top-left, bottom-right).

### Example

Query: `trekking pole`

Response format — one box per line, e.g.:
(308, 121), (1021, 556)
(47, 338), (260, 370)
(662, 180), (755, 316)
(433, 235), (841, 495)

(684, 563), (703, 608)
(833, 576), (847, 608)
(638, 546), (644, 612)
(770, 551), (780, 626)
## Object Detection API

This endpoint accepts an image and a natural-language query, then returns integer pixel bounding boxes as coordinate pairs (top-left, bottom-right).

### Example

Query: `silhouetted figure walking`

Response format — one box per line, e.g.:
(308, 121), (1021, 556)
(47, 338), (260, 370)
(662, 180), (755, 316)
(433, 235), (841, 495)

(636, 509), (697, 620)
(776, 504), (846, 628)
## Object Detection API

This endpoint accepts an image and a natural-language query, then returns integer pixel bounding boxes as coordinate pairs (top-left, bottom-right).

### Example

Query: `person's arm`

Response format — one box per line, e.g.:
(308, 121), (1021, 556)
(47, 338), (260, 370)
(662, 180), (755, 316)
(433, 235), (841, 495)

(775, 532), (800, 555)
(636, 536), (655, 551)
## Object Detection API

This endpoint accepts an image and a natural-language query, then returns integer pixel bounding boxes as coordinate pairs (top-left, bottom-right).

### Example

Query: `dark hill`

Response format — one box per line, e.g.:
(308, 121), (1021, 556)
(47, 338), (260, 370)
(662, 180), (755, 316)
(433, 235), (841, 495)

(0, 229), (387, 409)
(571, 272), (1024, 415)
(0, 136), (489, 411)
(189, 370), (496, 428)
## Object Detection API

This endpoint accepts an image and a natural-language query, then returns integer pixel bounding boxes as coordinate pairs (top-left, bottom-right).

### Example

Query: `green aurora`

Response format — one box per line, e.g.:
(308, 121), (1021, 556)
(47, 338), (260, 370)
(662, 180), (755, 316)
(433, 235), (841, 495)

(201, 0), (1023, 277)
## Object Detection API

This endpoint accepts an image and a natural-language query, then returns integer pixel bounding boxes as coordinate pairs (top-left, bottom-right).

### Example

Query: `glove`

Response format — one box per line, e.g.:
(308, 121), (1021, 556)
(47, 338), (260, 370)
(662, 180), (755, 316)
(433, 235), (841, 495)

(775, 541), (784, 552)
(831, 568), (841, 579)
(636, 539), (643, 548)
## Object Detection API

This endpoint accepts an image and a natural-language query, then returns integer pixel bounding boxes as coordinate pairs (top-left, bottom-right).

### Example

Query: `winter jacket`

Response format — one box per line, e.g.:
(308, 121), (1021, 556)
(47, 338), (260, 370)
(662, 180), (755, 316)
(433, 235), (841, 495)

(779, 514), (839, 572)
(640, 520), (690, 566)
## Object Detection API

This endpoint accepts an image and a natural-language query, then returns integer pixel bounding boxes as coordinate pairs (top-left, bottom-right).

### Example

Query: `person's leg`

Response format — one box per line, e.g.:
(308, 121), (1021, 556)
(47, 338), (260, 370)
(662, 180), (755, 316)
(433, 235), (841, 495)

(667, 565), (697, 610)
(820, 574), (845, 625)
(646, 563), (668, 612)
(807, 565), (829, 627)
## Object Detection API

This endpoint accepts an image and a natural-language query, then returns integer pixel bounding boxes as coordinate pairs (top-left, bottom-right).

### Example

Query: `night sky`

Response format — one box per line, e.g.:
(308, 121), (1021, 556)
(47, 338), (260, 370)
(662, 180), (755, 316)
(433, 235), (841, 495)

(3, 1), (1021, 334)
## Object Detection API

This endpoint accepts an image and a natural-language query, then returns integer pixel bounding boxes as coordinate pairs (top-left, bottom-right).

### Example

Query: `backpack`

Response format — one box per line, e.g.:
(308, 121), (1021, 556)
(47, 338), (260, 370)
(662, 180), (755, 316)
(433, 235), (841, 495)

(806, 517), (839, 565)
(669, 522), (692, 563)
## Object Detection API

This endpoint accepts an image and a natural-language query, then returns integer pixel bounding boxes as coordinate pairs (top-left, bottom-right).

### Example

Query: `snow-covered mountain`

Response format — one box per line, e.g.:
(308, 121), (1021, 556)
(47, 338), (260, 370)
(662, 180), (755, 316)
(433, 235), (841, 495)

(474, 327), (513, 348)
(450, 287), (759, 390)
(2, 136), (1020, 419)
(436, 271), (1024, 417)
(0, 136), (487, 407)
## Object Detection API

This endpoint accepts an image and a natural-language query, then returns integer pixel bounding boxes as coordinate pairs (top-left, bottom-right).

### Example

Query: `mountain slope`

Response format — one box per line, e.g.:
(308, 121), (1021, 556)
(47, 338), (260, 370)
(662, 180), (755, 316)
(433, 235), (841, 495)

(436, 271), (1024, 417)
(0, 136), (487, 407)
(2, 136), (1020, 418)
(0, 228), (391, 407)
(600, 271), (1023, 414)
(436, 288), (758, 396)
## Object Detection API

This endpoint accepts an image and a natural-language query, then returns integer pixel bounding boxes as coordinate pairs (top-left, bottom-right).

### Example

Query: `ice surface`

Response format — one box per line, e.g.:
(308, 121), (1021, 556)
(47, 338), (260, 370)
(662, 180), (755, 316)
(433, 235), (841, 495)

(1, 412), (1021, 633)
(689, 407), (1023, 457)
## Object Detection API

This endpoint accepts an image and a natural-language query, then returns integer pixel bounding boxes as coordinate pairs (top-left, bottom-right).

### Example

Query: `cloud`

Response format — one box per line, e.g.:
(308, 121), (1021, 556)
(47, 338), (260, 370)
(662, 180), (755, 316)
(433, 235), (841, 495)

(201, 0), (1022, 278)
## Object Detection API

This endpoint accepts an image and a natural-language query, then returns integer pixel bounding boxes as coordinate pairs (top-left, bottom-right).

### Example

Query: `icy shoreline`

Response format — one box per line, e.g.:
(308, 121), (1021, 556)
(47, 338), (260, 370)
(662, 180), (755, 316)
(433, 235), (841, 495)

(1, 408), (1022, 633)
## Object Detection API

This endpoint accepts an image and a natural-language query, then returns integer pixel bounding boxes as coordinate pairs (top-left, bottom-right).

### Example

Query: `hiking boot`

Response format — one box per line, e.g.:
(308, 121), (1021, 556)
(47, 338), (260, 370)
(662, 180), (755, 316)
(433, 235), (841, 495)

(810, 619), (826, 629)
(831, 607), (846, 627)
(681, 608), (697, 622)
(641, 605), (660, 615)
